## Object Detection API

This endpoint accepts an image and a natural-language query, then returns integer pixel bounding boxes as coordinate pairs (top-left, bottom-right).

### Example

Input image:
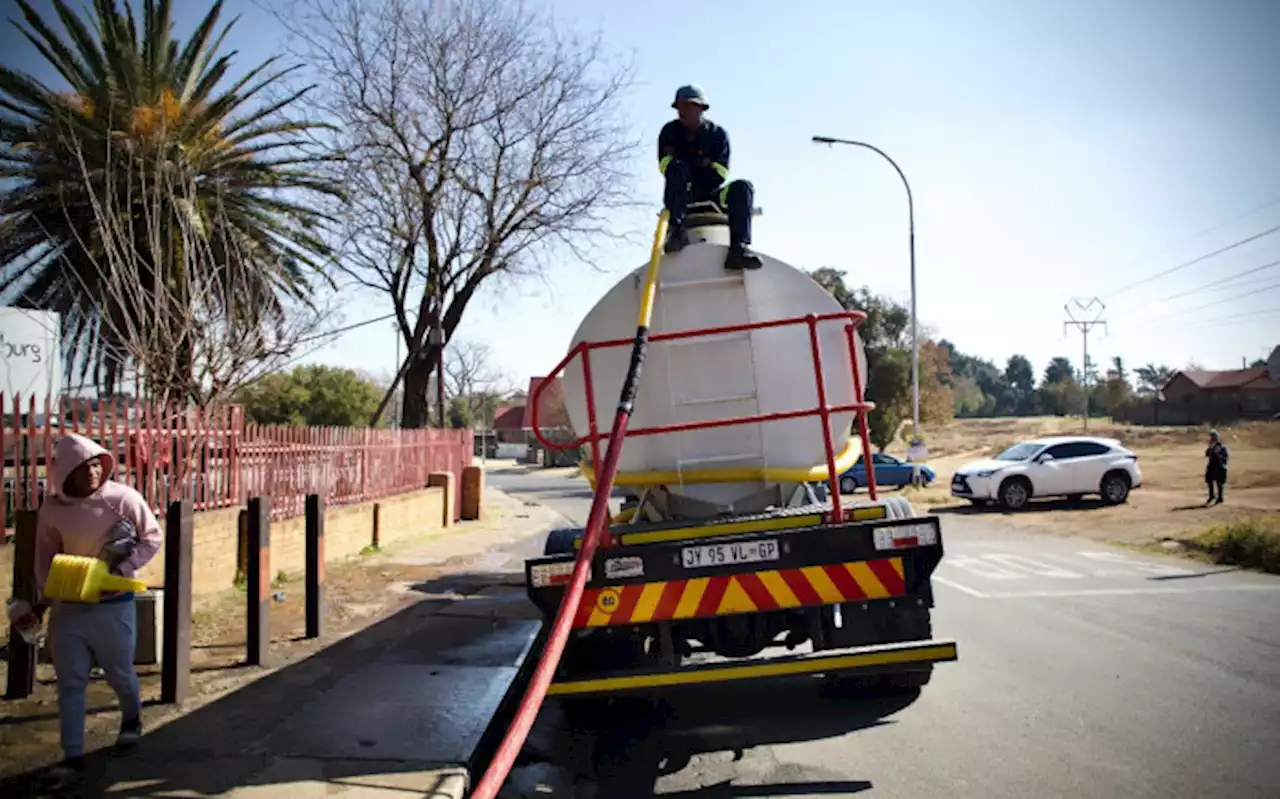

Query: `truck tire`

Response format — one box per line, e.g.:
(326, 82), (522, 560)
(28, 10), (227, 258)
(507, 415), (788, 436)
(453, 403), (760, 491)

(882, 606), (934, 691)
(544, 527), (581, 556)
(557, 632), (648, 729)
(825, 606), (933, 695)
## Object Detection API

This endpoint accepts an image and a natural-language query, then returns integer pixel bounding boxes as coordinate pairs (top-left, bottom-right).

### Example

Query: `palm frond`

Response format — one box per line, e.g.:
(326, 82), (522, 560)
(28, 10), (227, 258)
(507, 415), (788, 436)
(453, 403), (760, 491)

(1, 0), (343, 398)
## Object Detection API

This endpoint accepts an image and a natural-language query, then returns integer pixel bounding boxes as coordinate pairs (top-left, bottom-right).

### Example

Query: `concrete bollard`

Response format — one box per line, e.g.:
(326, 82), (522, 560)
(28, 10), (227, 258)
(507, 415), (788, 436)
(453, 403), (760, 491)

(461, 465), (484, 521)
(428, 471), (456, 528)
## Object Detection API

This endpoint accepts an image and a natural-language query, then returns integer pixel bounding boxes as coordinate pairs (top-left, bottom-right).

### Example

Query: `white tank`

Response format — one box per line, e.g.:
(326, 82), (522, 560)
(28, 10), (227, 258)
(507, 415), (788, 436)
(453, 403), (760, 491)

(562, 221), (868, 507)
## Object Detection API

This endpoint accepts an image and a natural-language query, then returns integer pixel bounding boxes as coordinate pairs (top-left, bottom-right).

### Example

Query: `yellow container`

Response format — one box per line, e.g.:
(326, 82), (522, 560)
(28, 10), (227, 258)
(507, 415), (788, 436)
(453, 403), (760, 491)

(44, 554), (147, 603)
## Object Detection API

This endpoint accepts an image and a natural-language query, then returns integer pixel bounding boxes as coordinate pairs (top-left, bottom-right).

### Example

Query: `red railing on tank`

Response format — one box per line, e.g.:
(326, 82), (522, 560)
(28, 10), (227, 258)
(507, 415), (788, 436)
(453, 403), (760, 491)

(530, 311), (881, 523)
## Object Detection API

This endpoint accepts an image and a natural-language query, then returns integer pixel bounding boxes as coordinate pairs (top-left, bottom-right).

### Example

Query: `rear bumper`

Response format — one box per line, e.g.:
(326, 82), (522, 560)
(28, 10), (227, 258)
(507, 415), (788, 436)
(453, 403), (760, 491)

(547, 638), (958, 697)
(526, 515), (946, 626)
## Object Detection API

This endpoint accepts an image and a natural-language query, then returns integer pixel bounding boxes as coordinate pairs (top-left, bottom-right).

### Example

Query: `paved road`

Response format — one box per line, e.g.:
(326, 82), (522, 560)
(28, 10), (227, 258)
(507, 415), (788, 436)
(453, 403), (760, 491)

(488, 465), (1280, 799)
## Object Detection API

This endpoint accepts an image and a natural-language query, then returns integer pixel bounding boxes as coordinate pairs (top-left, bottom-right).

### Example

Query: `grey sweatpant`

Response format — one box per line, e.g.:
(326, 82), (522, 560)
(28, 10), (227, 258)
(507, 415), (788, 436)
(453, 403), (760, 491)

(50, 597), (141, 758)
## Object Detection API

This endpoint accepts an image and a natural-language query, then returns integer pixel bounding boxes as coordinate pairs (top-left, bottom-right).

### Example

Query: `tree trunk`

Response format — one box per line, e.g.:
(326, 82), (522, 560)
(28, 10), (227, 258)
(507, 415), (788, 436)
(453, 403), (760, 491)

(401, 349), (437, 429)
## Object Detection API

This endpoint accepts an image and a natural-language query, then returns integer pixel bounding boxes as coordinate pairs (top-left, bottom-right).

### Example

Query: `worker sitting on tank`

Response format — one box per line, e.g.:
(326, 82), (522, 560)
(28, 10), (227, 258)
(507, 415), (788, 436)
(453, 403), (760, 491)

(658, 85), (763, 270)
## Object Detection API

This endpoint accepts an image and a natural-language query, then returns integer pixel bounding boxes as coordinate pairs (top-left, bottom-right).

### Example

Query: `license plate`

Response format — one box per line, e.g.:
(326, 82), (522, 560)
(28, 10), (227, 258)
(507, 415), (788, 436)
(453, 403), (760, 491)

(681, 539), (780, 569)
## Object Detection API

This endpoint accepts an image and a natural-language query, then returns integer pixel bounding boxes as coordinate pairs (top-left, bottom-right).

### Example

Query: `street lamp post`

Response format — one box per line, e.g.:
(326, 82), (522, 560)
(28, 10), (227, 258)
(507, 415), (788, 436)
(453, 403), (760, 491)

(812, 135), (921, 451)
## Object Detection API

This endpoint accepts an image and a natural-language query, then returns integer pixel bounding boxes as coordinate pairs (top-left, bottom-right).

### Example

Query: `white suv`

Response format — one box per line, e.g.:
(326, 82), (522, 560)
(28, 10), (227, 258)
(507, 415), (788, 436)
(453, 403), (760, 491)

(950, 436), (1142, 510)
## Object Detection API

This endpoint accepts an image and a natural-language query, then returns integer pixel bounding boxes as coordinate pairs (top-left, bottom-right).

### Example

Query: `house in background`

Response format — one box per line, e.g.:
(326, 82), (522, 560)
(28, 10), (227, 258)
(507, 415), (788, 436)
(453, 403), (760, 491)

(522, 376), (579, 466)
(1156, 359), (1280, 424)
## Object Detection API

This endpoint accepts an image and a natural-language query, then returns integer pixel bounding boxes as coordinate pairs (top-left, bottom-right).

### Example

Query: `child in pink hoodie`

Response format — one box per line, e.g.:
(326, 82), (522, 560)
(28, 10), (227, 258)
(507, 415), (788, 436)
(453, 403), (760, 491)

(34, 433), (163, 789)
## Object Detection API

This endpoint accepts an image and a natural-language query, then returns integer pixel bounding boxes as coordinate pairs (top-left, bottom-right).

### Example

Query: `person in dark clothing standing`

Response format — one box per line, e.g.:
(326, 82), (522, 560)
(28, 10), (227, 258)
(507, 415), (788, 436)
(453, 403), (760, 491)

(1204, 429), (1229, 505)
(658, 85), (763, 270)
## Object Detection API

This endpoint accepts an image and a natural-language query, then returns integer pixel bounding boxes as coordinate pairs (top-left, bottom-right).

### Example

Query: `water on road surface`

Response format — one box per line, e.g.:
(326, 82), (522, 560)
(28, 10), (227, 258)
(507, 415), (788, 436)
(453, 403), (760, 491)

(489, 463), (1280, 798)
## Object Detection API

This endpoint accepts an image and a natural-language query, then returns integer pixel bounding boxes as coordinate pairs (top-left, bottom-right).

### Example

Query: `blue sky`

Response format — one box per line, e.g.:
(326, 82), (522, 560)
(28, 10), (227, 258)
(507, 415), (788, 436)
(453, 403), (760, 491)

(5, 0), (1279, 388)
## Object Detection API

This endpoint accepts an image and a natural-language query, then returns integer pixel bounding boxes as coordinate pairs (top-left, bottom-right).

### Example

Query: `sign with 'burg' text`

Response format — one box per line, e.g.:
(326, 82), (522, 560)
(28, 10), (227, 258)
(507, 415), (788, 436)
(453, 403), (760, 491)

(0, 308), (62, 410)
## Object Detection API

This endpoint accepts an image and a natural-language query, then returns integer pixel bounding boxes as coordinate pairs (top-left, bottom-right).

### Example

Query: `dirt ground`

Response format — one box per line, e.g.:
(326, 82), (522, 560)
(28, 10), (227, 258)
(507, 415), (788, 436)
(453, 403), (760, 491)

(0, 483), (564, 780)
(880, 417), (1280, 545)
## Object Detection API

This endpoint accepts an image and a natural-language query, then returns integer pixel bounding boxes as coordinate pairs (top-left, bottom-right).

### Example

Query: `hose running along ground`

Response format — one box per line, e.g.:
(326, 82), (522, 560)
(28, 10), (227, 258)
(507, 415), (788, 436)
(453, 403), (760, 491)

(469, 210), (670, 799)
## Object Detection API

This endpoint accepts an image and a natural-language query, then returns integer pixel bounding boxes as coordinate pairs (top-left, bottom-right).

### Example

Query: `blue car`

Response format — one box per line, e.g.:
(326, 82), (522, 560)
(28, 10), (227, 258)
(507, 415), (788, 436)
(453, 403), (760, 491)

(839, 452), (936, 493)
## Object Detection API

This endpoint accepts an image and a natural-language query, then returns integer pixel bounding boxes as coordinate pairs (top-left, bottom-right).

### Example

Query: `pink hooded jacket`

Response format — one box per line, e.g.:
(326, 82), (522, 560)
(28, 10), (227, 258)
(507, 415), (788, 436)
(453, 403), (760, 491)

(34, 433), (163, 602)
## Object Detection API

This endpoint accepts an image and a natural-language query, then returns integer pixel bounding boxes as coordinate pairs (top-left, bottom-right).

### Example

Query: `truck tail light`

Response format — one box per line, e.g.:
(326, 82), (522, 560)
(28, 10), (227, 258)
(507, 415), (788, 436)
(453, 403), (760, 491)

(873, 522), (938, 551)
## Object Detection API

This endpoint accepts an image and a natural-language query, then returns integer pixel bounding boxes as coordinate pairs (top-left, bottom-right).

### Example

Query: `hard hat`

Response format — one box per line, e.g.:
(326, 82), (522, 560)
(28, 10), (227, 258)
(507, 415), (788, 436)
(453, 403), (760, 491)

(672, 85), (709, 109)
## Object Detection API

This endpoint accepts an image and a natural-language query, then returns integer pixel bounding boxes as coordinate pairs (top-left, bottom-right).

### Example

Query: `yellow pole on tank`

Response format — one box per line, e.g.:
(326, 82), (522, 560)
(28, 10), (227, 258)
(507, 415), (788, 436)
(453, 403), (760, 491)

(638, 210), (669, 328)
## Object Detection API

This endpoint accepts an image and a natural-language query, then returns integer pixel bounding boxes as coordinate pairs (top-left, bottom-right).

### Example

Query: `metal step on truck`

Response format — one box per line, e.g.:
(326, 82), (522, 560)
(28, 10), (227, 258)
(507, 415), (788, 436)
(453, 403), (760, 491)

(522, 202), (958, 713)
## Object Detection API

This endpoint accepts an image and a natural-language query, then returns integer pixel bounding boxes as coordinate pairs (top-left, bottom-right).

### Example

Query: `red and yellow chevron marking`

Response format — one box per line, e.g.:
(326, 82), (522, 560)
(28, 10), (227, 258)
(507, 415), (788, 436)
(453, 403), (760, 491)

(572, 558), (906, 629)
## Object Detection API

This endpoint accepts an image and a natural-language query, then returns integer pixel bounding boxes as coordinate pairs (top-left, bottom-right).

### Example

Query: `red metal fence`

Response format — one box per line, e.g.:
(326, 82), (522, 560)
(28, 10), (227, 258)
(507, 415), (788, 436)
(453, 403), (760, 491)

(3, 393), (472, 526)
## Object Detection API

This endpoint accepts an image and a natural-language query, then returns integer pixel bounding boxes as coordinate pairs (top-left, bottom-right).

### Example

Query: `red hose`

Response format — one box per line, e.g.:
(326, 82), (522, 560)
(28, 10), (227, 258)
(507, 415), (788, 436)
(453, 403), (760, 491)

(471, 212), (667, 798)
(468, 406), (634, 798)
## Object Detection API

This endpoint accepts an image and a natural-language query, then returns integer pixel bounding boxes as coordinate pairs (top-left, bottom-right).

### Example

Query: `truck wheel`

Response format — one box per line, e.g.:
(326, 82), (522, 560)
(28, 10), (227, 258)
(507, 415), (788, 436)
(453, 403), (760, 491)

(558, 632), (648, 729)
(826, 607), (933, 695)
(544, 527), (581, 556)
(998, 477), (1032, 510)
(1100, 471), (1131, 505)
(881, 606), (933, 691)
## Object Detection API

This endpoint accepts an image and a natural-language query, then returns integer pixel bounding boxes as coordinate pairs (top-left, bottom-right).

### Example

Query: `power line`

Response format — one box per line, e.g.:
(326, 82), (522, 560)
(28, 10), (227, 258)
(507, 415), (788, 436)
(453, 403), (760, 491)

(1136, 307), (1280, 332)
(1186, 280), (1280, 315)
(1159, 259), (1280, 302)
(1114, 283), (1280, 335)
(1118, 193), (1280, 271)
(1104, 222), (1280, 299)
(276, 312), (399, 372)
(292, 312), (397, 347)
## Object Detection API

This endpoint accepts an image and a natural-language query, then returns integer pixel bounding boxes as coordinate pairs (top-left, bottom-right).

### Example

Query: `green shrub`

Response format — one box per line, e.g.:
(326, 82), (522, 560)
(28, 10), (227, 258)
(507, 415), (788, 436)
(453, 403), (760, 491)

(1187, 516), (1280, 574)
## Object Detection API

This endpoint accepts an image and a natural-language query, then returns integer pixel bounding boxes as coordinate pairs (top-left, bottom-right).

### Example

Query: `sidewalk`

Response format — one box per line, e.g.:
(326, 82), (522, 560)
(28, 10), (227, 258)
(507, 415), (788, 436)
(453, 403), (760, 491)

(0, 485), (564, 798)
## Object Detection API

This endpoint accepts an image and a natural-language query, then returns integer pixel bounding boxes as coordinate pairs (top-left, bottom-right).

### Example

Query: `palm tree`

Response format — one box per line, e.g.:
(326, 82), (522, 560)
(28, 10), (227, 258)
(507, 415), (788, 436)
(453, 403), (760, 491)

(0, 0), (341, 400)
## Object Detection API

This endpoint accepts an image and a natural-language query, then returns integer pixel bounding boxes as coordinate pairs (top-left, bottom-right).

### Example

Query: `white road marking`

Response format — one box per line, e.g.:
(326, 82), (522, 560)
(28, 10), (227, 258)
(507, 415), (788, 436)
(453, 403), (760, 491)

(932, 576), (990, 598)
(944, 555), (1027, 581)
(1076, 551), (1196, 577)
(933, 550), (1277, 599)
(984, 554), (1084, 579)
(934, 578), (1280, 600)
(981, 584), (1280, 599)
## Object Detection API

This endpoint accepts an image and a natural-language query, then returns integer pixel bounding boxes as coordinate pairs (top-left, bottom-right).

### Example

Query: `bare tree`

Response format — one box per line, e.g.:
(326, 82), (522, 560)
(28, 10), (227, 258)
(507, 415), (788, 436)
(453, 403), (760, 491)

(49, 130), (335, 407)
(280, 0), (639, 428)
(441, 338), (513, 423)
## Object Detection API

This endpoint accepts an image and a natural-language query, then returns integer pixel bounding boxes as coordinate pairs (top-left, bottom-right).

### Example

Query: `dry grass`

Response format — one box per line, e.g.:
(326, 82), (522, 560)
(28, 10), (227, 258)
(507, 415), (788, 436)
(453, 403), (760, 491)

(1173, 515), (1280, 574)
(883, 417), (1280, 552)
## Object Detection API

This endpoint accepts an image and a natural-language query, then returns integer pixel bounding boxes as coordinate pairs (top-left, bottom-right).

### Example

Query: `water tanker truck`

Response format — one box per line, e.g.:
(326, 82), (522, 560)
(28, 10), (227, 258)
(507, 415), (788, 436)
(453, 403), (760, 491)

(524, 202), (958, 710)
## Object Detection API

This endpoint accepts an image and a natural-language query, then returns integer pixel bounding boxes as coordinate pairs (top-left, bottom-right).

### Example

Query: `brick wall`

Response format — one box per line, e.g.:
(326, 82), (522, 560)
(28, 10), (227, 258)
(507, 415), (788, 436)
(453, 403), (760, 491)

(2, 485), (451, 600)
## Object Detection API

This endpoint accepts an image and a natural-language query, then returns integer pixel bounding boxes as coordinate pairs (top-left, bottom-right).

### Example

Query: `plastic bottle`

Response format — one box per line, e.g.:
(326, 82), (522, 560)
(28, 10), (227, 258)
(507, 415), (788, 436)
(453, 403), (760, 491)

(5, 597), (46, 646)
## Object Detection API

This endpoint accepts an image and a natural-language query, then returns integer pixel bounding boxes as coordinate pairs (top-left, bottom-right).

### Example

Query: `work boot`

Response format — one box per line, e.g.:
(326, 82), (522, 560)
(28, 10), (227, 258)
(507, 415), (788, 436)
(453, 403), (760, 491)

(117, 716), (143, 749)
(40, 757), (85, 791)
(664, 225), (690, 254)
(724, 245), (763, 270)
